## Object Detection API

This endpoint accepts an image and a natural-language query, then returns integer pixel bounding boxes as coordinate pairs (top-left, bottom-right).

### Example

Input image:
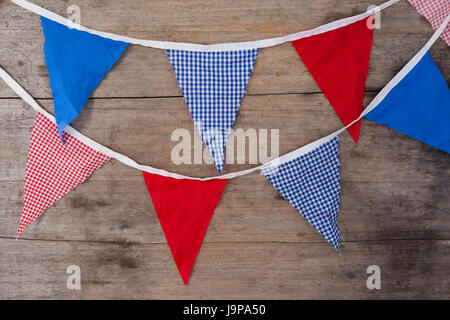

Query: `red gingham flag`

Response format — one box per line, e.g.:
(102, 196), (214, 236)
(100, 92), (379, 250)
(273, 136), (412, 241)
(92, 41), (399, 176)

(407, 0), (450, 46)
(17, 113), (110, 237)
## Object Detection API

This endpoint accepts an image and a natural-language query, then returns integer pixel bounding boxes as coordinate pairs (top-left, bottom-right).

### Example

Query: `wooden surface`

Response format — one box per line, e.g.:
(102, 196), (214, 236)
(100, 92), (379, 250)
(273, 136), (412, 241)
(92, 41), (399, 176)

(0, 0), (449, 299)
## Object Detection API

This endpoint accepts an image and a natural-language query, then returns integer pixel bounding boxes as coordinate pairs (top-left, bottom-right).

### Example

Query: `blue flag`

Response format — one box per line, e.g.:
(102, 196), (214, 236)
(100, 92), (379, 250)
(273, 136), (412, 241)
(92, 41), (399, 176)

(167, 49), (259, 173)
(41, 17), (129, 140)
(261, 137), (341, 253)
(365, 51), (450, 153)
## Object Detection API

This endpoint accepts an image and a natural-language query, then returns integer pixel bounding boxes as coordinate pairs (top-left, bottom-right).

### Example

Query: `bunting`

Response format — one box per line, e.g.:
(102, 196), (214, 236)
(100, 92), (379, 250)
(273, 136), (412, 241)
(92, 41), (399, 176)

(261, 137), (341, 252)
(142, 172), (227, 285)
(364, 51), (450, 153)
(2, 0), (450, 285)
(166, 49), (259, 173)
(17, 113), (110, 237)
(41, 17), (128, 140)
(407, 0), (450, 46)
(292, 17), (374, 143)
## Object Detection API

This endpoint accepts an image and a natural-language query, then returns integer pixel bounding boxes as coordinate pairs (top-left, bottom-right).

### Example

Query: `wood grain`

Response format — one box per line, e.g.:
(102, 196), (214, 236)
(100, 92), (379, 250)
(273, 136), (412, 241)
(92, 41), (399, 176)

(0, 239), (448, 299)
(0, 0), (449, 299)
(0, 0), (449, 98)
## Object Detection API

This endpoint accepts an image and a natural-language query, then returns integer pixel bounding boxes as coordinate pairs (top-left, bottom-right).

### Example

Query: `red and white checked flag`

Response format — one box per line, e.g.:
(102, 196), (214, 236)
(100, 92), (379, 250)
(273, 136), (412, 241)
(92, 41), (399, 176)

(407, 0), (450, 46)
(17, 113), (110, 237)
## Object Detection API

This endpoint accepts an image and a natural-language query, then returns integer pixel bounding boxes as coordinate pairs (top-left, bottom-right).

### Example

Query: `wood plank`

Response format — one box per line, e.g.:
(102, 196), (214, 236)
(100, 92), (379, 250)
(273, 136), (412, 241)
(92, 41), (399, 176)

(0, 0), (449, 98)
(0, 98), (448, 243)
(1, 179), (448, 243)
(2, 97), (449, 181)
(0, 239), (448, 299)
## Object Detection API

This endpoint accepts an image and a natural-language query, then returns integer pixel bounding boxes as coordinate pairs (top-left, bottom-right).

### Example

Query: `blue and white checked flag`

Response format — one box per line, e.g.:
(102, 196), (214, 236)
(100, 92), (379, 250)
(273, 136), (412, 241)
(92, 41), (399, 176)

(166, 49), (259, 173)
(260, 137), (342, 253)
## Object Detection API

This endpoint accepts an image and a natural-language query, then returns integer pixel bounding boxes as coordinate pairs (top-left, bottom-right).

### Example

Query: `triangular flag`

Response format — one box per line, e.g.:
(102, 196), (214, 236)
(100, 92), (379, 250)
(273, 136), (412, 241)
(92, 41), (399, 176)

(365, 51), (450, 153)
(41, 17), (129, 140)
(142, 172), (227, 285)
(407, 0), (450, 46)
(292, 17), (374, 143)
(17, 113), (110, 237)
(261, 137), (341, 253)
(166, 49), (259, 173)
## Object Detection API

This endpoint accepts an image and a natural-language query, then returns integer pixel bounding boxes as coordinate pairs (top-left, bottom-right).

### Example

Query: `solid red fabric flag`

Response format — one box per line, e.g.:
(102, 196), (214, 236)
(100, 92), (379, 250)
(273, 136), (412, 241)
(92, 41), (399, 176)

(142, 172), (227, 285)
(292, 17), (374, 143)
(18, 113), (110, 237)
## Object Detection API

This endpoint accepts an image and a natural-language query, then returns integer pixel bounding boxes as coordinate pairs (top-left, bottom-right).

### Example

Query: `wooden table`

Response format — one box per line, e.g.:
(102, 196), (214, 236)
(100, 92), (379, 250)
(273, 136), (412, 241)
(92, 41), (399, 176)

(0, 0), (449, 299)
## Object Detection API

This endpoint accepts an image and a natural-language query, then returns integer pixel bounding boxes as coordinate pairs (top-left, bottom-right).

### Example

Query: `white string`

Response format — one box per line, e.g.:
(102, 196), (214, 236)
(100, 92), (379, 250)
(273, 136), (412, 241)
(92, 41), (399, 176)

(10, 0), (400, 52)
(1, 13), (448, 180)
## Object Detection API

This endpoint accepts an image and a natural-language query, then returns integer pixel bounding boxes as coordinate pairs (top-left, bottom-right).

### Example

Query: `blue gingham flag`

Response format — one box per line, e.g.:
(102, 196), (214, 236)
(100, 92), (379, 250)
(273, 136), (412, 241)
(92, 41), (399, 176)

(166, 49), (259, 173)
(260, 137), (341, 253)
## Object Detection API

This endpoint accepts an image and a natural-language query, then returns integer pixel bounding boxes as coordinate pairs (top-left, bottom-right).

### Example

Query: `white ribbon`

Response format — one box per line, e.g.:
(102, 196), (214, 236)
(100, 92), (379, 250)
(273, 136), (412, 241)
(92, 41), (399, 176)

(11, 0), (399, 52)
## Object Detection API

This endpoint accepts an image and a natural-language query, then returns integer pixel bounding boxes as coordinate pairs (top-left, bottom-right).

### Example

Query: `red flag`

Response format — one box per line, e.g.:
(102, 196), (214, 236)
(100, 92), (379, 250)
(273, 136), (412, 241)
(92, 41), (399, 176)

(18, 113), (110, 237)
(142, 172), (227, 285)
(292, 17), (374, 143)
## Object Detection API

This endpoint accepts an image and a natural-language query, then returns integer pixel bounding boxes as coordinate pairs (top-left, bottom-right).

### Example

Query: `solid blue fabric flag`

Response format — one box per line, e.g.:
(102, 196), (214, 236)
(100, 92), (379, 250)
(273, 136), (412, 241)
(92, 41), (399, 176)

(166, 49), (259, 173)
(260, 137), (341, 253)
(365, 51), (450, 153)
(41, 17), (129, 140)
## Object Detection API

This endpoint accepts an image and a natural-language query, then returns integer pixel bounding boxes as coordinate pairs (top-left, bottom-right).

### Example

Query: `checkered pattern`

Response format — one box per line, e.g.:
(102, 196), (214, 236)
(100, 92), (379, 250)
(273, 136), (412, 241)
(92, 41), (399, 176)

(17, 113), (110, 237)
(408, 0), (450, 46)
(166, 49), (259, 173)
(261, 137), (341, 253)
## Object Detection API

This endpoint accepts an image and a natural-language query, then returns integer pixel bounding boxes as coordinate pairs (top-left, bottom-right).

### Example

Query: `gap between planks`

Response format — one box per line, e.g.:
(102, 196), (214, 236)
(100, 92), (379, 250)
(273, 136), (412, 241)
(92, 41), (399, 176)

(2, 236), (448, 246)
(0, 90), (383, 100)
